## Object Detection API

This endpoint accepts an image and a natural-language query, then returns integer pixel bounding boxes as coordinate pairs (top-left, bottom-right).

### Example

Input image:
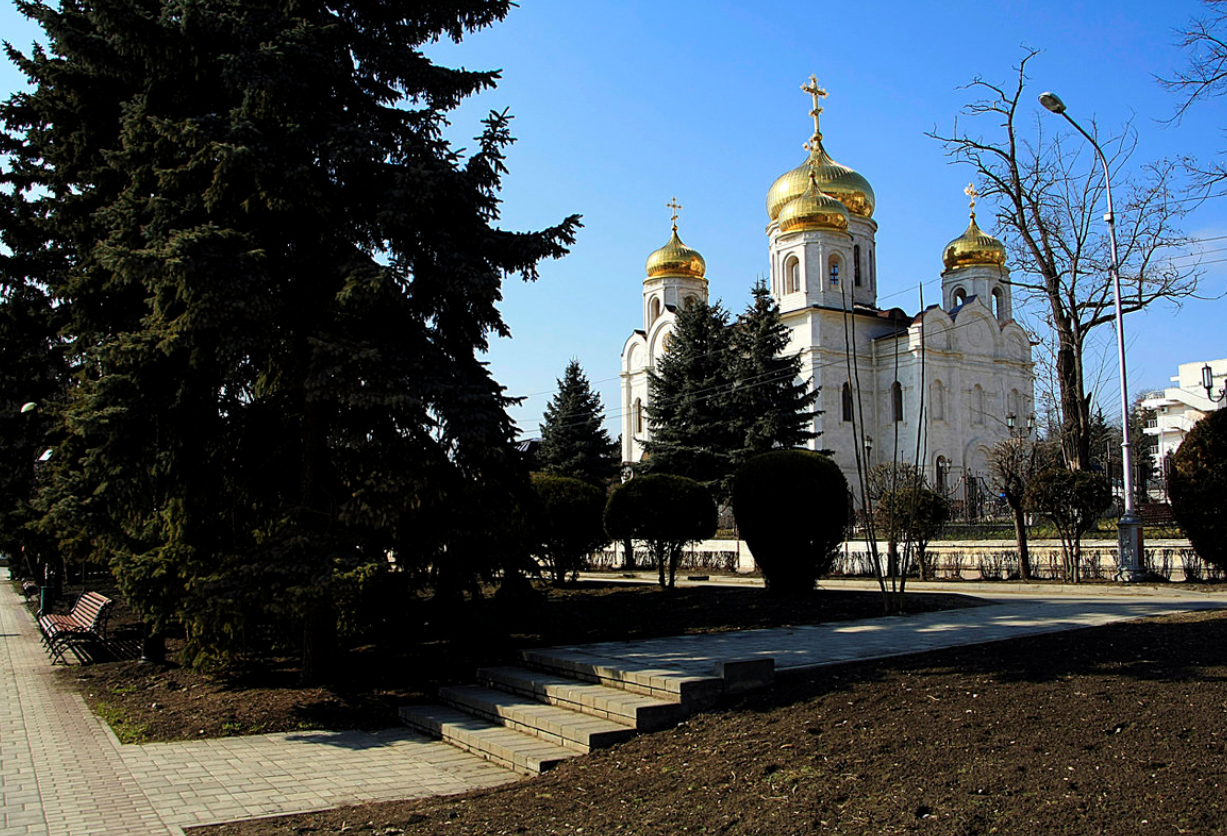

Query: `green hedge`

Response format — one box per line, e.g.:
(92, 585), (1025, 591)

(732, 450), (848, 592)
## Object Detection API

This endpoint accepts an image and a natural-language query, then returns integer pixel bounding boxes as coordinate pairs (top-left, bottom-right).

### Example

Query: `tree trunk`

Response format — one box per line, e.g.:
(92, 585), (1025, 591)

(1056, 342), (1091, 471)
(1011, 501), (1032, 581)
(139, 623), (165, 664)
(300, 602), (338, 686)
(622, 537), (636, 569)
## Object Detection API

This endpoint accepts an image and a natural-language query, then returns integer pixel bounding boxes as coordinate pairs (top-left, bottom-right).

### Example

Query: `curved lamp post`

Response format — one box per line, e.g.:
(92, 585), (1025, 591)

(1039, 91), (1145, 582)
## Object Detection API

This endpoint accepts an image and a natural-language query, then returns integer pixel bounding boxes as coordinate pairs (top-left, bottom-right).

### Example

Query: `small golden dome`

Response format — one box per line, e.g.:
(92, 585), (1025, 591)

(768, 137), (875, 222)
(943, 213), (1007, 271)
(646, 225), (706, 280)
(777, 173), (849, 233)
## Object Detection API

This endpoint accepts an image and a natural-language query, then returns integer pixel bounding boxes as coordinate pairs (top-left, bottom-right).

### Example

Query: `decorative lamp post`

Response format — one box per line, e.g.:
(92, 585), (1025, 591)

(1039, 90), (1145, 582)
(1202, 363), (1226, 408)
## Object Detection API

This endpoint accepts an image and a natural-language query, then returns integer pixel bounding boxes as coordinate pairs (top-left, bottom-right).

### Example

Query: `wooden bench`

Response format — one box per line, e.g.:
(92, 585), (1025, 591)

(37, 591), (113, 664)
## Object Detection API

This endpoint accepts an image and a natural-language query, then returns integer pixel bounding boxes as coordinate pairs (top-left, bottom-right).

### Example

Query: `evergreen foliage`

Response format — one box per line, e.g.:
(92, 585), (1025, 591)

(729, 283), (818, 464)
(0, 0), (579, 680)
(731, 450), (848, 593)
(603, 474), (716, 588)
(643, 288), (818, 498)
(1168, 409), (1227, 572)
(643, 301), (738, 488)
(537, 360), (618, 486)
(529, 474), (608, 585)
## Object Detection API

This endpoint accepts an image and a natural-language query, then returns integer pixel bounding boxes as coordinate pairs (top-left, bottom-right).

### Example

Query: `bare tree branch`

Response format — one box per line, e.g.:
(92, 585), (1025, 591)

(929, 51), (1199, 470)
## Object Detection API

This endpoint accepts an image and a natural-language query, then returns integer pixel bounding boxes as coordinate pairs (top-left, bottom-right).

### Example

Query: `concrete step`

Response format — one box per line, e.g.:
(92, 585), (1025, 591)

(437, 685), (636, 753)
(477, 665), (685, 732)
(518, 647), (726, 710)
(399, 704), (578, 775)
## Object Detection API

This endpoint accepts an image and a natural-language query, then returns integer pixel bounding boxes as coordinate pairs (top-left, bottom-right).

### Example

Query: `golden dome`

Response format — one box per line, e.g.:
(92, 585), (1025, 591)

(767, 137), (875, 221)
(645, 225), (706, 280)
(777, 173), (849, 233)
(943, 213), (1007, 271)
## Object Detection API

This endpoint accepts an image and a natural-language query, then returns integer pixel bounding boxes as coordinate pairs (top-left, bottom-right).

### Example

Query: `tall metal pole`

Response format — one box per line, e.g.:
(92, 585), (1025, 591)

(1038, 91), (1145, 581)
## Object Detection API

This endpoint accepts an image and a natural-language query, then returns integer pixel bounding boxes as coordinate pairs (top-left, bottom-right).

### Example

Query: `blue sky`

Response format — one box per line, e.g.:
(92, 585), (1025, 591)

(4, 0), (1226, 438)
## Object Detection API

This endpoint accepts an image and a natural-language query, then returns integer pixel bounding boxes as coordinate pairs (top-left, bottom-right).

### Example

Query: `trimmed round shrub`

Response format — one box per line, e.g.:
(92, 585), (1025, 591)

(604, 474), (717, 588)
(1169, 408), (1227, 572)
(732, 450), (849, 593)
(530, 473), (609, 585)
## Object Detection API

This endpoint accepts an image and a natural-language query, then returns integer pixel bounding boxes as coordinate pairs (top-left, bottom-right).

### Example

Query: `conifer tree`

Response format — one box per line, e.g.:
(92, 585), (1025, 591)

(730, 282), (818, 464)
(643, 300), (739, 490)
(537, 360), (618, 486)
(1, 0), (579, 680)
(643, 289), (819, 498)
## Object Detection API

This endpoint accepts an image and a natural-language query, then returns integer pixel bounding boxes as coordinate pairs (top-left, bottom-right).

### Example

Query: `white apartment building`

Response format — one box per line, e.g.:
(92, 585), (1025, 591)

(1140, 358), (1227, 476)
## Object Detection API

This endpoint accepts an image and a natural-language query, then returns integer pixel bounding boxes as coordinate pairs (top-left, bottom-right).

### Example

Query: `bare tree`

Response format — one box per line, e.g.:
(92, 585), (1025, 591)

(989, 436), (1058, 580)
(1161, 0), (1227, 189)
(931, 51), (1199, 470)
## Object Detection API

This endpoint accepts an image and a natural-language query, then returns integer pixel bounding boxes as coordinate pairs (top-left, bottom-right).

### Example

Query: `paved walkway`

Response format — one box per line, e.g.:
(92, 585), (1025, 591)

(2, 580), (1224, 836)
(558, 587), (1227, 675)
(0, 583), (517, 836)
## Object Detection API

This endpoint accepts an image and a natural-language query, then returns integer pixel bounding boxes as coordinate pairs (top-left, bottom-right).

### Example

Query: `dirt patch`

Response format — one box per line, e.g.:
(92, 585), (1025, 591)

(55, 579), (976, 743)
(192, 607), (1227, 836)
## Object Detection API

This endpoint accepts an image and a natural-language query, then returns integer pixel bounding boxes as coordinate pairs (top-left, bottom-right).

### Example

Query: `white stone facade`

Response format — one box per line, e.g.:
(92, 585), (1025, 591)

(620, 91), (1034, 502)
(1140, 358), (1227, 472)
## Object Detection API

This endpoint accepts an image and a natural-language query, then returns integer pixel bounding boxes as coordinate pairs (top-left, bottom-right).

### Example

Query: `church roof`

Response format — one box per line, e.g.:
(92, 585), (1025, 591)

(767, 76), (875, 222)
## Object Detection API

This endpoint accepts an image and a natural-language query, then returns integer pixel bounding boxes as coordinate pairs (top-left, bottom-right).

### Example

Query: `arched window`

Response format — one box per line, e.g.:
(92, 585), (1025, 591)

(683, 294), (697, 309)
(785, 256), (800, 294)
(841, 382), (853, 422)
(971, 384), (985, 426)
(936, 456), (949, 495)
(828, 255), (841, 287)
(992, 286), (1005, 320)
(891, 381), (903, 422)
(634, 398), (644, 435)
(649, 296), (662, 327)
(931, 379), (945, 421)
(854, 244), (862, 286)
(953, 287), (967, 307)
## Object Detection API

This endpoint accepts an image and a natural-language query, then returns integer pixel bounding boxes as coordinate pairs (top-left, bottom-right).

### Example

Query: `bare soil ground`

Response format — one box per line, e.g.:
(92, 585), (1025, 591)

(191, 607), (1227, 836)
(49, 578), (976, 743)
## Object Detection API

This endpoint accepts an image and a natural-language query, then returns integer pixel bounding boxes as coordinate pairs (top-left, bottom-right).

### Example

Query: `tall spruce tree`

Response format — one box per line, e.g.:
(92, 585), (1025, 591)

(644, 289), (819, 498)
(1, 0), (579, 680)
(537, 360), (618, 486)
(643, 300), (739, 490)
(730, 282), (818, 464)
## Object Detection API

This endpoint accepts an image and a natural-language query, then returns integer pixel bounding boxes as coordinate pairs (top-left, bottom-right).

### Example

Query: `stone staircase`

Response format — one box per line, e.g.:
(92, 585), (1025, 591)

(400, 646), (774, 775)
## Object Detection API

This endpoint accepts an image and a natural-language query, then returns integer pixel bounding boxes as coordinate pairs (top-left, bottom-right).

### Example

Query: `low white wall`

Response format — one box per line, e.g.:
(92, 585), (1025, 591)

(592, 538), (1214, 582)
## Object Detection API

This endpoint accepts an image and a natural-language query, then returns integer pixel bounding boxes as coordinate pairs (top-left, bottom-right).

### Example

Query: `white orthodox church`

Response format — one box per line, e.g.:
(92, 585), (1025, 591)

(620, 77), (1034, 499)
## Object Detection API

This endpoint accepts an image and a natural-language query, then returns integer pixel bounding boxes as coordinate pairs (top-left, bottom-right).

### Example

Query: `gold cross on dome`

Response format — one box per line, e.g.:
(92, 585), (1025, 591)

(965, 183), (979, 213)
(802, 74), (827, 137)
(667, 197), (682, 226)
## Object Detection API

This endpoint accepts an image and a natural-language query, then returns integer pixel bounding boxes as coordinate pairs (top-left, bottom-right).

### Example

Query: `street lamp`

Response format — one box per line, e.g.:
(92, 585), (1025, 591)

(1006, 412), (1036, 438)
(1201, 363), (1225, 408)
(1039, 91), (1145, 581)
